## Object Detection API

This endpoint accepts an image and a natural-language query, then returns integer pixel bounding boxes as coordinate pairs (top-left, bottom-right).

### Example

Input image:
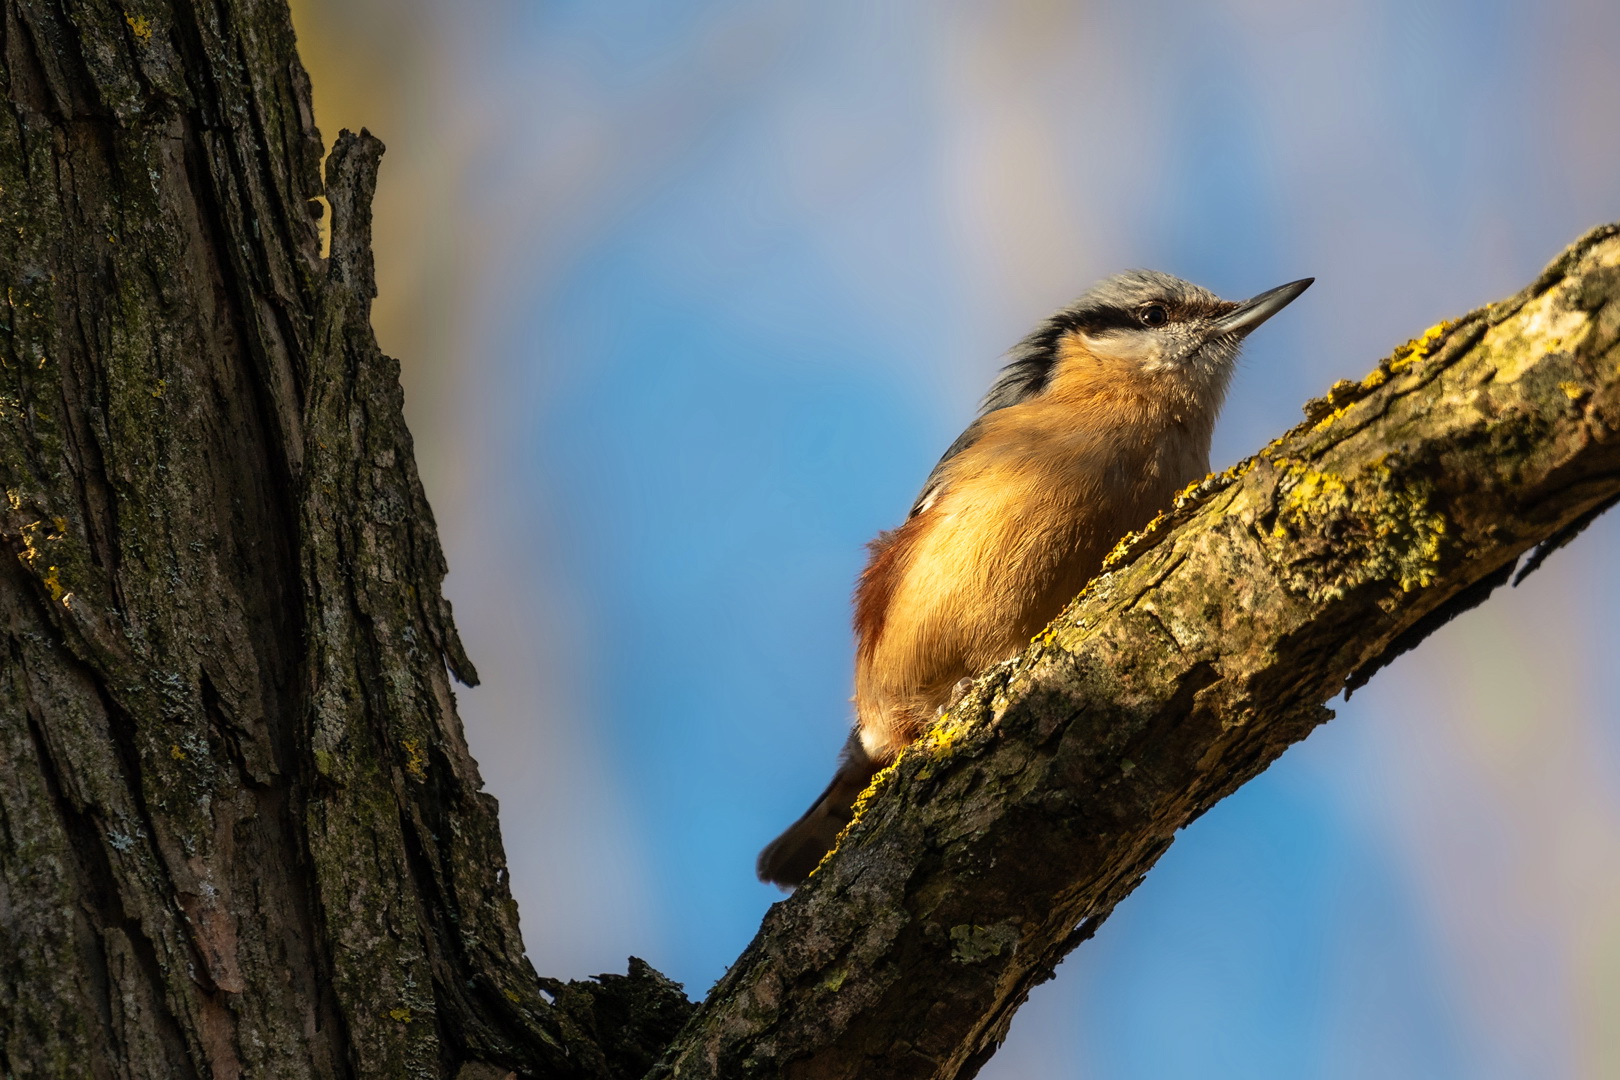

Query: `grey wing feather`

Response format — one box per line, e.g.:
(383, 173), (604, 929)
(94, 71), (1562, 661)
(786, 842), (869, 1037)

(906, 335), (1059, 518)
(908, 419), (982, 517)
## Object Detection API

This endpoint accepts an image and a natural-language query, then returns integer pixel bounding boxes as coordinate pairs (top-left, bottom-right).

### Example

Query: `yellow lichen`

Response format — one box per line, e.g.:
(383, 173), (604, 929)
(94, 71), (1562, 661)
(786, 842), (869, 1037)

(170, 744), (187, 761)
(806, 758), (901, 880)
(41, 566), (64, 603)
(1100, 526), (1149, 572)
(1386, 320), (1455, 374)
(387, 1006), (411, 1023)
(1272, 464), (1349, 538)
(845, 758), (899, 824)
(1368, 467), (1447, 592)
(1216, 458), (1256, 485)
(1258, 433), (1290, 459)
(819, 967), (848, 992)
(1312, 404), (1354, 431)
(401, 738), (428, 781)
(125, 13), (153, 42)
(1301, 379), (1366, 427)
(1172, 477), (1205, 505)
(1559, 380), (1586, 400)
(1270, 457), (1447, 598)
(920, 709), (973, 760)
(17, 521), (70, 604)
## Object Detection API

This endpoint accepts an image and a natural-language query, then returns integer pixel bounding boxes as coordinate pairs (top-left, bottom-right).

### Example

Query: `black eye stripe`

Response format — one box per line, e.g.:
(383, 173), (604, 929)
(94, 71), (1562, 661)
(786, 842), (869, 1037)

(1061, 307), (1140, 335)
(1061, 303), (1183, 335)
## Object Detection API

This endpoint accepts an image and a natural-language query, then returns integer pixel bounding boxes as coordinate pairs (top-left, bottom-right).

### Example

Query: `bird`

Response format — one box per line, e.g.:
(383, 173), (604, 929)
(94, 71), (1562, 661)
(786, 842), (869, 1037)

(756, 269), (1313, 888)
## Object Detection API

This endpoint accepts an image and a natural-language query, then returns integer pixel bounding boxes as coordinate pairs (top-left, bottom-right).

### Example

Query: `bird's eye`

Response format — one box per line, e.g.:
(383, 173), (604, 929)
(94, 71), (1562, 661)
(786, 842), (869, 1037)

(1140, 304), (1168, 327)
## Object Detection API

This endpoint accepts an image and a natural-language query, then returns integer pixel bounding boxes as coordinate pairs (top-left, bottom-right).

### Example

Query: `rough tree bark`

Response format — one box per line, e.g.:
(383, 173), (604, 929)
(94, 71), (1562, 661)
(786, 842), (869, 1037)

(0, 3), (683, 1078)
(1, 3), (1617, 1080)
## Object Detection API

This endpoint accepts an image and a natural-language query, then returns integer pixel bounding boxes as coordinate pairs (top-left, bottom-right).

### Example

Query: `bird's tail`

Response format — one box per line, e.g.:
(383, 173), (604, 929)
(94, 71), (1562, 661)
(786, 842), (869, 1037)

(756, 730), (880, 888)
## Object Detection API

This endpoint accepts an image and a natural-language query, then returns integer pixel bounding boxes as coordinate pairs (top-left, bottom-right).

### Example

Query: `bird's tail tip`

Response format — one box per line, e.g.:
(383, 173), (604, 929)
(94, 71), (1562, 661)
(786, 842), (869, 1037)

(756, 733), (880, 889)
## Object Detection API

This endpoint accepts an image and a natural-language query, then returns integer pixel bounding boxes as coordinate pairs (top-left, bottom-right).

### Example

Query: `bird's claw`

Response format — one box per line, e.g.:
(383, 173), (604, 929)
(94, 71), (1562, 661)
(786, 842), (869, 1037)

(935, 677), (975, 718)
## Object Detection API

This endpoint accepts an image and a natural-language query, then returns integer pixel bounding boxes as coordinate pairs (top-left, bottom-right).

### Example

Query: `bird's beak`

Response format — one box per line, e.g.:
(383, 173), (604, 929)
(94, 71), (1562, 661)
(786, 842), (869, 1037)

(1213, 277), (1314, 337)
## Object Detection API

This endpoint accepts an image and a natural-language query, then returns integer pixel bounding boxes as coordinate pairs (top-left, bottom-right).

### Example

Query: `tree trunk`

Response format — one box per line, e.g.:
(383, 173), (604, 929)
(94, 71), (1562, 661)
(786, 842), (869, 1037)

(2, 4), (1618, 1080)
(0, 3), (684, 1078)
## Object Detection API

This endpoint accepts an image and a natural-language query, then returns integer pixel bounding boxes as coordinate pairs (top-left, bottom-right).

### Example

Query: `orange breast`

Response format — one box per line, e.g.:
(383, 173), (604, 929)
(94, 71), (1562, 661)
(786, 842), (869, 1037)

(852, 357), (1214, 760)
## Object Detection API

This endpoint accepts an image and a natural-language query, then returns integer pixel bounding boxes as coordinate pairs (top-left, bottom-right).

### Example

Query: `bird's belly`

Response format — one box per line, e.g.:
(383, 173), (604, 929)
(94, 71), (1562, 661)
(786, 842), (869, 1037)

(856, 435), (1203, 754)
(929, 483), (1118, 659)
(863, 486), (1106, 709)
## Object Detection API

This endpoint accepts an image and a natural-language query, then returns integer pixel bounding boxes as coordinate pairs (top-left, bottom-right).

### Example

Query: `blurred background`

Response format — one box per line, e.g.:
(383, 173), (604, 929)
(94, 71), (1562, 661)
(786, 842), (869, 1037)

(286, 2), (1620, 1076)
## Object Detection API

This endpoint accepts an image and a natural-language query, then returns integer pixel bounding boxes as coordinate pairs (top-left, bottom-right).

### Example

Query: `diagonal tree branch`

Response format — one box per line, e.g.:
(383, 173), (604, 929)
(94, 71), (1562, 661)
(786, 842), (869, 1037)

(653, 223), (1620, 1080)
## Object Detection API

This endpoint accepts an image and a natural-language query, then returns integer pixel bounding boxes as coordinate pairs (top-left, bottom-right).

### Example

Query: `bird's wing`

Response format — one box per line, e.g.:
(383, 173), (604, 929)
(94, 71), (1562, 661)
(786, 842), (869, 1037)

(907, 418), (984, 518)
(906, 344), (1056, 518)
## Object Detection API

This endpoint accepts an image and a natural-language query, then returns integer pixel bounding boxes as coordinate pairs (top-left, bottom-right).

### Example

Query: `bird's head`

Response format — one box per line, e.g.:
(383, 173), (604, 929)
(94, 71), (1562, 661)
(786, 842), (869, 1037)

(986, 270), (1312, 416)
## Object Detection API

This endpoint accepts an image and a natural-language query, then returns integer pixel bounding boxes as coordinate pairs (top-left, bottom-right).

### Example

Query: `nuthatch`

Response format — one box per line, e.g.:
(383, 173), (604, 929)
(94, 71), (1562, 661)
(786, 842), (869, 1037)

(757, 270), (1312, 887)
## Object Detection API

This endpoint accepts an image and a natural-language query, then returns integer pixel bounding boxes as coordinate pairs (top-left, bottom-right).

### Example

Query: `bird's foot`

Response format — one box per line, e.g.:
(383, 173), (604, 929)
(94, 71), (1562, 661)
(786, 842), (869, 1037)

(935, 677), (975, 718)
